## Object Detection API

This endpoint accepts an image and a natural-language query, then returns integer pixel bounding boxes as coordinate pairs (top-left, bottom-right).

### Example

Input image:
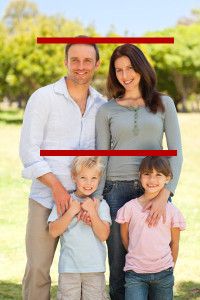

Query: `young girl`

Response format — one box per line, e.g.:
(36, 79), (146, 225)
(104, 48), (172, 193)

(48, 156), (111, 300)
(116, 156), (185, 300)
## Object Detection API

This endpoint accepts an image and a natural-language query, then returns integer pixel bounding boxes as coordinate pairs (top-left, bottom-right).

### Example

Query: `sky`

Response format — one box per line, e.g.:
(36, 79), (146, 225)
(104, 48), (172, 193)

(0, 0), (200, 35)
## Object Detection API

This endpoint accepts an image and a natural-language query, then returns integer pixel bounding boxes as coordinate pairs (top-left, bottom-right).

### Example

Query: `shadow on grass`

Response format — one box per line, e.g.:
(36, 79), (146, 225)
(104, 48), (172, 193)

(1, 281), (199, 300)
(0, 119), (22, 125)
(174, 281), (200, 299)
(0, 281), (57, 300)
(0, 109), (23, 125)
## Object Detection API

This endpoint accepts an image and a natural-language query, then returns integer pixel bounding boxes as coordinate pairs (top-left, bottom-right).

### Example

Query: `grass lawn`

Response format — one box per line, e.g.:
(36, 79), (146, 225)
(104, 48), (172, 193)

(0, 109), (200, 299)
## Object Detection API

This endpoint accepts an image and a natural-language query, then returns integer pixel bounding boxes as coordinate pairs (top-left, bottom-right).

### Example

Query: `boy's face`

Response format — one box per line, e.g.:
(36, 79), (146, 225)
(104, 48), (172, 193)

(73, 166), (100, 197)
(140, 168), (170, 196)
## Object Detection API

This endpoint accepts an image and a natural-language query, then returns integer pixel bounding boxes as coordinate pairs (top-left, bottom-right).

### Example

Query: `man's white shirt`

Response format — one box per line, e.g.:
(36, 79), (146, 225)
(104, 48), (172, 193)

(19, 77), (106, 209)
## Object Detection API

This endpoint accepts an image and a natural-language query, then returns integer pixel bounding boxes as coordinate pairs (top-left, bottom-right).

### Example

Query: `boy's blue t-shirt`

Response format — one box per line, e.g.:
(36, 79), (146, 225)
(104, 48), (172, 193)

(48, 193), (111, 273)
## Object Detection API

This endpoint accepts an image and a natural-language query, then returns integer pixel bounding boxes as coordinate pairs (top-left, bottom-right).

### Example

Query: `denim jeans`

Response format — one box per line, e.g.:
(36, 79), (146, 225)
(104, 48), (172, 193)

(103, 180), (144, 300)
(125, 268), (174, 300)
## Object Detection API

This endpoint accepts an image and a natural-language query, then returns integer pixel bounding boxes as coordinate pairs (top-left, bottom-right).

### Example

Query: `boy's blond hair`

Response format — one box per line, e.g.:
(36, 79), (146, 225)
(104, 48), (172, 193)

(71, 156), (103, 177)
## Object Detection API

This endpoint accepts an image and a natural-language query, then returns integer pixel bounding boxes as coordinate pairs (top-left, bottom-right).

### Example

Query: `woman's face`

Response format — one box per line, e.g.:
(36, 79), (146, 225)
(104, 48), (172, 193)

(114, 56), (141, 92)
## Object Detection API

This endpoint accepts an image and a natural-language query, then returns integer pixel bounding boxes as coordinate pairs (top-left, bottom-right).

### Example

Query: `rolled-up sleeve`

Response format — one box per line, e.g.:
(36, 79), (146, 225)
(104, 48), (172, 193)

(19, 89), (52, 179)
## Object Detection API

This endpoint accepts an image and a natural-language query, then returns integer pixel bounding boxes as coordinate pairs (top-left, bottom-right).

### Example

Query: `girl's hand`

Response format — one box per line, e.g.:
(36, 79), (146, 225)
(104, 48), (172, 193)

(143, 188), (170, 227)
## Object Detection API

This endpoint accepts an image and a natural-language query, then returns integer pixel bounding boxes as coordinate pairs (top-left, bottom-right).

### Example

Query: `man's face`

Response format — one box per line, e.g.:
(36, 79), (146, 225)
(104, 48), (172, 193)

(65, 44), (100, 85)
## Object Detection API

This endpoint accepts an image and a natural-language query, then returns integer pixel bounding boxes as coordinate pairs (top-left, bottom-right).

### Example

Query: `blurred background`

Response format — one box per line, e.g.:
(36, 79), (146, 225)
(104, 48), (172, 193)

(0, 0), (200, 299)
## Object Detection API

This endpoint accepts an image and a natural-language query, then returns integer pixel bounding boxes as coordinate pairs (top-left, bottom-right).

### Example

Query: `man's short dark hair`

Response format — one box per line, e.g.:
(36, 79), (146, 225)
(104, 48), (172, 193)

(65, 35), (100, 62)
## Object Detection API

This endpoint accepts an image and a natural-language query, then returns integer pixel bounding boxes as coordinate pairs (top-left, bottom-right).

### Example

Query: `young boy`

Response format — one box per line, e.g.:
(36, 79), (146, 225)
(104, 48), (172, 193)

(48, 156), (111, 300)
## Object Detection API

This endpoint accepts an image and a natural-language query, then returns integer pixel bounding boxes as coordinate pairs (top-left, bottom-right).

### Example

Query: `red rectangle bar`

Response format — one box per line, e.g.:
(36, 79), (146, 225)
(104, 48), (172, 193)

(37, 37), (174, 44)
(40, 150), (177, 156)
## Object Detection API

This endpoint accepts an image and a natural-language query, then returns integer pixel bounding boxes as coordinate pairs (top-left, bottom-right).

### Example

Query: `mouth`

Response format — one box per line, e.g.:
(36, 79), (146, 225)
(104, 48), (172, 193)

(123, 79), (133, 85)
(75, 71), (87, 76)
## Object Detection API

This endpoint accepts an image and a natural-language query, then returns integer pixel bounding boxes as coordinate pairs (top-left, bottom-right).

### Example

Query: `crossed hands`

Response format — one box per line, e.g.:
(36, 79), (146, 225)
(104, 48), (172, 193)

(68, 197), (99, 226)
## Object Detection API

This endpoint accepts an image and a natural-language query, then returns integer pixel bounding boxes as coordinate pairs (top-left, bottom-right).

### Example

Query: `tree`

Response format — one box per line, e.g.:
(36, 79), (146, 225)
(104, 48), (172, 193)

(146, 23), (200, 111)
(3, 0), (38, 31)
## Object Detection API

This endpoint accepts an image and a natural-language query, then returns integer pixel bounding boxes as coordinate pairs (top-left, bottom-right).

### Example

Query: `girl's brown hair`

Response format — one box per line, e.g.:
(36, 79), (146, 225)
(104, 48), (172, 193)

(107, 44), (165, 113)
(139, 156), (173, 178)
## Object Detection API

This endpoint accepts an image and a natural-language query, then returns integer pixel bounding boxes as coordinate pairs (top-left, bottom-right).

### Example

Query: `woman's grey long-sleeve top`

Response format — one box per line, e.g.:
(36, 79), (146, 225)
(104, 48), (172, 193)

(95, 96), (183, 197)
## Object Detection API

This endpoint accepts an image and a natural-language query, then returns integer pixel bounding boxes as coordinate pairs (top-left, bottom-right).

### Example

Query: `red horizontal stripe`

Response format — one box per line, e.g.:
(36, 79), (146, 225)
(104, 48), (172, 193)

(37, 37), (174, 44)
(40, 150), (177, 156)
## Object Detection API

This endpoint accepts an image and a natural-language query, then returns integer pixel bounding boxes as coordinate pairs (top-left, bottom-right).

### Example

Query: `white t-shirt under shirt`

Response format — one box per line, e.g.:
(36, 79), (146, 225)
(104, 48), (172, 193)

(48, 193), (111, 273)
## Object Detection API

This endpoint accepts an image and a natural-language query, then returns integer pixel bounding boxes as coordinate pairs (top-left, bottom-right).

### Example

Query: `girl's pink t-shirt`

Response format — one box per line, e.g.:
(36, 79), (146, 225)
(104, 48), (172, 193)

(116, 199), (186, 273)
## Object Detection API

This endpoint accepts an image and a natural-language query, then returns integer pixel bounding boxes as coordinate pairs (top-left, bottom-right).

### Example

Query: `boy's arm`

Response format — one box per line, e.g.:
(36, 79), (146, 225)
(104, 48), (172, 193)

(49, 199), (81, 238)
(170, 227), (180, 266)
(120, 222), (129, 251)
(81, 198), (110, 242)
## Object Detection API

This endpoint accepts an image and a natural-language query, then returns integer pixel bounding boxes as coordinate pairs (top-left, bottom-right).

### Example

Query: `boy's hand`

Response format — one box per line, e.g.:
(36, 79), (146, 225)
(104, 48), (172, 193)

(68, 197), (81, 217)
(81, 197), (97, 215)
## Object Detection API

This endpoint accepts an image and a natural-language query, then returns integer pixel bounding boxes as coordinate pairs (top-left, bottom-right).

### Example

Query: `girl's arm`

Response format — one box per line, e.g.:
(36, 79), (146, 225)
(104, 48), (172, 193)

(49, 199), (81, 238)
(120, 222), (129, 251)
(170, 227), (180, 266)
(81, 198), (110, 241)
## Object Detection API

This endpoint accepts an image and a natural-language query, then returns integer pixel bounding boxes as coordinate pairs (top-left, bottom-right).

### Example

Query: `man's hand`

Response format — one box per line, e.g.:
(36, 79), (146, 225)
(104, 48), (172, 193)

(143, 188), (170, 227)
(52, 183), (70, 216)
(38, 172), (70, 216)
(68, 197), (81, 217)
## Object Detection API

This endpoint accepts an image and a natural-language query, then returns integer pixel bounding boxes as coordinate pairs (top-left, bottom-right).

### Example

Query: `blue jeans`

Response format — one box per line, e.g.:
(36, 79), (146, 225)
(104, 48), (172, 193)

(103, 180), (144, 300)
(125, 268), (174, 300)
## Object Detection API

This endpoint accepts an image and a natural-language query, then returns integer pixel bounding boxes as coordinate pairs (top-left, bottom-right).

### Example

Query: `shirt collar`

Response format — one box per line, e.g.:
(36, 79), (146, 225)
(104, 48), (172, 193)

(53, 76), (102, 101)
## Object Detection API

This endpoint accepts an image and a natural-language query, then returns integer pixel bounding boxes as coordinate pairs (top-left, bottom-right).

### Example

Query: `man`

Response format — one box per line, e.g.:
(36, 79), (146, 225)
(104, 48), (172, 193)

(19, 40), (106, 299)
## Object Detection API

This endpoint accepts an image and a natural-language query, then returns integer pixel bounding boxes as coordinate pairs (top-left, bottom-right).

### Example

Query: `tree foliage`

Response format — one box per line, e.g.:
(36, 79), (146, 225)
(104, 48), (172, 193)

(0, 0), (200, 111)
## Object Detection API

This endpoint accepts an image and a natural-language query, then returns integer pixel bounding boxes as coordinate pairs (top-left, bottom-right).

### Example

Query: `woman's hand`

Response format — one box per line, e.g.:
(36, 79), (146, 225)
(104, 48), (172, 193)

(143, 188), (170, 227)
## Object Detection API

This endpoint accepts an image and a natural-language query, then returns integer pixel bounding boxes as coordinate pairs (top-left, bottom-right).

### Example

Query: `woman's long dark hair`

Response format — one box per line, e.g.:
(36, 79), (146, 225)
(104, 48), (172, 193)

(107, 44), (165, 113)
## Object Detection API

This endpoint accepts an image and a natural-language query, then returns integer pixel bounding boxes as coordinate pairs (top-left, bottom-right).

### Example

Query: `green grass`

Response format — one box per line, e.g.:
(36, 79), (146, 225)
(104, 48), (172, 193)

(0, 110), (200, 299)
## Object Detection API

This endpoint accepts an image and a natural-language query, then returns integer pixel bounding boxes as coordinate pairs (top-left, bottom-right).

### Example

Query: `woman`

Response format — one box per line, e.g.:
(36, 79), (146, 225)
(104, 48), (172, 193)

(95, 44), (183, 300)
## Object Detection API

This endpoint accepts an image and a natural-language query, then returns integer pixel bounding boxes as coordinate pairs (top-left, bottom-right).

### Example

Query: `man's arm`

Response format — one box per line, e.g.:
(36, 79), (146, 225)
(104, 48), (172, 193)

(19, 90), (70, 214)
(81, 198), (110, 241)
(120, 223), (129, 251)
(170, 227), (180, 266)
(38, 173), (70, 215)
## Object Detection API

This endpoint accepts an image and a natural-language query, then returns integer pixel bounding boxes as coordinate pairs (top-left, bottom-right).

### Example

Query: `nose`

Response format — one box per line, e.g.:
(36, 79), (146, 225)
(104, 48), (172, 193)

(122, 69), (128, 80)
(77, 60), (84, 70)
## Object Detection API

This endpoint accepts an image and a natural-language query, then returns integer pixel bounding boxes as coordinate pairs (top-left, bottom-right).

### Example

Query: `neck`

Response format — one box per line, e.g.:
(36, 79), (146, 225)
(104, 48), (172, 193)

(66, 77), (90, 102)
(74, 190), (88, 199)
(124, 88), (141, 100)
(65, 77), (90, 114)
(140, 191), (160, 205)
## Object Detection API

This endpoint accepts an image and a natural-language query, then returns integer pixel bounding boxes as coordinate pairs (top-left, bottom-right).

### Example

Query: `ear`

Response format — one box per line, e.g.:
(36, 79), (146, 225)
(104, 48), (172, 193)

(165, 176), (171, 184)
(64, 59), (68, 67)
(95, 59), (100, 70)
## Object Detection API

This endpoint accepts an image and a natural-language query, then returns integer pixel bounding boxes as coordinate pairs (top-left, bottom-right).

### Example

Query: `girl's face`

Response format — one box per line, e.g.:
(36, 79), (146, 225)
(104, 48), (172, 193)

(140, 168), (170, 195)
(73, 166), (100, 197)
(114, 56), (141, 92)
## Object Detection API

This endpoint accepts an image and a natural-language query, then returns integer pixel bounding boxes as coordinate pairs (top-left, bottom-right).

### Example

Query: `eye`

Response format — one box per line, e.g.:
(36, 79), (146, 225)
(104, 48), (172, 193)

(143, 172), (150, 176)
(115, 68), (122, 73)
(71, 58), (79, 63)
(92, 176), (98, 179)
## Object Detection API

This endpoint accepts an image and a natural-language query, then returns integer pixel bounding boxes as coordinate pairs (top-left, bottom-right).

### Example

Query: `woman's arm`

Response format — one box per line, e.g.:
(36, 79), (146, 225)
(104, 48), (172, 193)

(120, 222), (129, 251)
(94, 105), (111, 198)
(144, 96), (183, 226)
(170, 227), (180, 266)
